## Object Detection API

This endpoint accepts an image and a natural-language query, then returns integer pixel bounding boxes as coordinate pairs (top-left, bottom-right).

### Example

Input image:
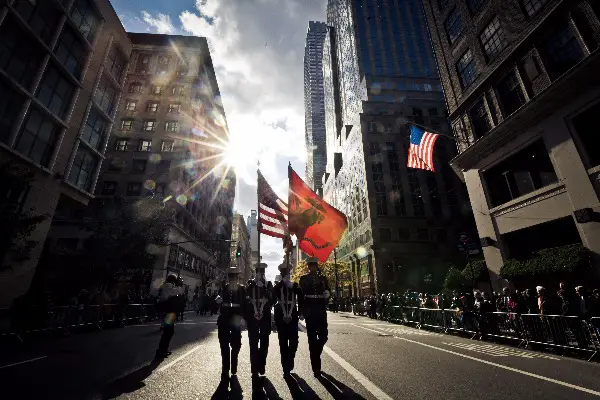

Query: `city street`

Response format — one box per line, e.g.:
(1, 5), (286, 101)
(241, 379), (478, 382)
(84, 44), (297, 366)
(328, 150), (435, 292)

(2, 311), (600, 399)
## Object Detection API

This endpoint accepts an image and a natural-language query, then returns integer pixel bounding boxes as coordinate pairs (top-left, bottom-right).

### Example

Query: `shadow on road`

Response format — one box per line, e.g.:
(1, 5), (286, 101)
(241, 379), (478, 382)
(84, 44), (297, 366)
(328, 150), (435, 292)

(211, 376), (244, 399)
(286, 373), (322, 399)
(318, 372), (367, 400)
(101, 358), (163, 399)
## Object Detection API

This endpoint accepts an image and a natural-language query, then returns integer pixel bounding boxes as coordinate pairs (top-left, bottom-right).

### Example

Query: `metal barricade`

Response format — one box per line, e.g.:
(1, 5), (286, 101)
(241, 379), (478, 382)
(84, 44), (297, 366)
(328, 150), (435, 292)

(402, 307), (421, 326)
(419, 308), (445, 331)
(388, 305), (403, 323)
(443, 309), (479, 339)
(483, 312), (525, 346)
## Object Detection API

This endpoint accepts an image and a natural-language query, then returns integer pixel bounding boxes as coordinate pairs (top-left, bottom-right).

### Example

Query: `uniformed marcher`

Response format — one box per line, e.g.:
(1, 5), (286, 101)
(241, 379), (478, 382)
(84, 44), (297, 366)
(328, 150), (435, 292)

(155, 274), (183, 359)
(298, 257), (330, 377)
(216, 267), (246, 381)
(245, 263), (272, 385)
(272, 263), (303, 377)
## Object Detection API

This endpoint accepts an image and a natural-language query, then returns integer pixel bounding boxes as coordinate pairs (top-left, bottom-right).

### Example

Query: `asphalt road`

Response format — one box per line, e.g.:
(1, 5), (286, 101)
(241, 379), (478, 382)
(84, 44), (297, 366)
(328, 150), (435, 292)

(1, 311), (600, 399)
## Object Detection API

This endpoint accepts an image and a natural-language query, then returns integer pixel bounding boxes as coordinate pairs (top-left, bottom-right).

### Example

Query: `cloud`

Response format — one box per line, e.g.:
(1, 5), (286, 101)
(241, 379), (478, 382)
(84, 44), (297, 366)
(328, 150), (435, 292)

(141, 11), (176, 34)
(130, 0), (327, 278)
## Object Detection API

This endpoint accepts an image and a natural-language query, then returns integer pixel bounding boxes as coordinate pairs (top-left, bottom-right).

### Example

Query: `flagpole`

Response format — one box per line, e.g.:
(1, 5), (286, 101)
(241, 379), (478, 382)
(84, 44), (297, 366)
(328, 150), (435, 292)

(257, 166), (261, 278)
(402, 118), (465, 143)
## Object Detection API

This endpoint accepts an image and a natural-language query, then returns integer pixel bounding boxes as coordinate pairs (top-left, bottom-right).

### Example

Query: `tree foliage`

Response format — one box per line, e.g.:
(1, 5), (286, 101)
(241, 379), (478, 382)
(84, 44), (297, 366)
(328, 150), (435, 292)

(444, 267), (467, 291)
(461, 260), (488, 283)
(0, 162), (47, 271)
(500, 244), (590, 280)
(291, 260), (354, 290)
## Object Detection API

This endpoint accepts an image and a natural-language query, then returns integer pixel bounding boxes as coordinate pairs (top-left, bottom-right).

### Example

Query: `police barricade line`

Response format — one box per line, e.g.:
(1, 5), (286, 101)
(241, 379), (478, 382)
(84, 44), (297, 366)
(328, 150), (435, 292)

(482, 312), (526, 347)
(441, 310), (480, 339)
(402, 307), (421, 327)
(418, 308), (446, 332)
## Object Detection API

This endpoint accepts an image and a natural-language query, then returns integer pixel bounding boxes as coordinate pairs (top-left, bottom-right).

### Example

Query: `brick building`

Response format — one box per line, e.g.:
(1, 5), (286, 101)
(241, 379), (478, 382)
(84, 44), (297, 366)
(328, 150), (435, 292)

(231, 213), (252, 283)
(421, 0), (600, 286)
(0, 0), (131, 307)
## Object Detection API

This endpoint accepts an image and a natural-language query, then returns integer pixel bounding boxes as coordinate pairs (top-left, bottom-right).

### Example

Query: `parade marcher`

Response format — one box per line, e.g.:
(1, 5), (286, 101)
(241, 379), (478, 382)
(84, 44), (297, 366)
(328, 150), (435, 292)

(272, 263), (303, 377)
(216, 267), (246, 381)
(245, 263), (272, 385)
(298, 257), (330, 377)
(155, 274), (183, 359)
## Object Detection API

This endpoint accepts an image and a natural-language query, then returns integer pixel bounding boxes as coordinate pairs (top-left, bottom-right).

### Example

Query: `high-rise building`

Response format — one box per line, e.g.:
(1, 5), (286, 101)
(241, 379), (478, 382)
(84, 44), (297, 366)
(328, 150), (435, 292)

(322, 0), (476, 295)
(421, 0), (600, 284)
(0, 0), (131, 307)
(304, 21), (328, 195)
(93, 33), (235, 298)
(248, 209), (259, 273)
(231, 213), (252, 282)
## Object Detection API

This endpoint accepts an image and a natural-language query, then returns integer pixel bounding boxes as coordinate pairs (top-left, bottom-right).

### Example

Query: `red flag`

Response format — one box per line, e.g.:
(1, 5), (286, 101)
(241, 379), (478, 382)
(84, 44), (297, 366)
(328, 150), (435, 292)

(288, 166), (348, 262)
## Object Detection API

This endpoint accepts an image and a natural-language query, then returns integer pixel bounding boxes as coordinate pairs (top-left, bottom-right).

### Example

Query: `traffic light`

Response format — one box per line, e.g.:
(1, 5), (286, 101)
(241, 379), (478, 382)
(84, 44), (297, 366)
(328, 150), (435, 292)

(235, 245), (241, 258)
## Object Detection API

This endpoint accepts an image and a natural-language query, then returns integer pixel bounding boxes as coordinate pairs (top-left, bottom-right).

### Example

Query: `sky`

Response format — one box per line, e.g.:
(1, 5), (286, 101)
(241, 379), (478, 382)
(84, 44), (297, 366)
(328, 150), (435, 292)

(111, 0), (328, 280)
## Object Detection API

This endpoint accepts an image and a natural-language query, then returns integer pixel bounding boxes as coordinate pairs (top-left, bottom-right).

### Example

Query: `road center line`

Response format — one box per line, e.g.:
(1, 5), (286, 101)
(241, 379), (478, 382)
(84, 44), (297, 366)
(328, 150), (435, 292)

(352, 324), (600, 397)
(156, 344), (205, 373)
(0, 356), (47, 370)
(299, 322), (393, 399)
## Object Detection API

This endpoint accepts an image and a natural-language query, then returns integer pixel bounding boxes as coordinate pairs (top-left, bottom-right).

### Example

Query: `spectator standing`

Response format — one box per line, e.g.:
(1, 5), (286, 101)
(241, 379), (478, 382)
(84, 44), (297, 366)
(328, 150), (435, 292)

(155, 274), (183, 359)
(524, 289), (539, 314)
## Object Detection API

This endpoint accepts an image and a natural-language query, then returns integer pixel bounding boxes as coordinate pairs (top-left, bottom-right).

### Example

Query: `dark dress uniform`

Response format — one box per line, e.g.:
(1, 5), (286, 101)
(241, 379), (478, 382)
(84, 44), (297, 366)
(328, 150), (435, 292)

(298, 270), (330, 376)
(272, 279), (303, 375)
(217, 283), (246, 379)
(245, 280), (272, 376)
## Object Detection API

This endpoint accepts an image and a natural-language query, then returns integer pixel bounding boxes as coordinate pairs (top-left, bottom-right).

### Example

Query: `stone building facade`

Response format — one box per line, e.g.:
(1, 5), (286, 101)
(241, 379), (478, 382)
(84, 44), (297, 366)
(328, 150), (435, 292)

(421, 0), (600, 285)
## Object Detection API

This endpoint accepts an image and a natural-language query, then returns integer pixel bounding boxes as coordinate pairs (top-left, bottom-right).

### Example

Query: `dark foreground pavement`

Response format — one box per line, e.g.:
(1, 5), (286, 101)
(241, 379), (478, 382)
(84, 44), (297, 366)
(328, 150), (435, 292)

(1, 311), (600, 399)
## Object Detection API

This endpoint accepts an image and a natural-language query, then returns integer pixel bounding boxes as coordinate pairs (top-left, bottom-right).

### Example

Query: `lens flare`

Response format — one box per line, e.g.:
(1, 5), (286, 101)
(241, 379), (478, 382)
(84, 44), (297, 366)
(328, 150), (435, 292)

(149, 153), (162, 163)
(356, 246), (368, 258)
(144, 180), (156, 190)
(176, 194), (188, 206)
(163, 195), (173, 203)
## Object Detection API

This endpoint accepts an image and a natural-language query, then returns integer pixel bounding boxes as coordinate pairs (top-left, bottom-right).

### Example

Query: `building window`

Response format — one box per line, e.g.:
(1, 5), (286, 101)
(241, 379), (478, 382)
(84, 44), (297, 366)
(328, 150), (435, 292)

(81, 107), (108, 150)
(70, 0), (100, 42)
(136, 54), (151, 73)
(132, 159), (147, 173)
(36, 65), (75, 120)
(157, 160), (171, 172)
(542, 20), (585, 78)
(172, 86), (185, 96)
(156, 55), (171, 75)
(54, 26), (88, 80)
(398, 229), (410, 241)
(417, 229), (429, 241)
(379, 228), (391, 242)
(108, 158), (123, 171)
(121, 119), (133, 131)
(408, 170), (424, 216)
(67, 147), (97, 192)
(165, 121), (179, 132)
(522, 0), (549, 17)
(143, 120), (156, 131)
(469, 98), (493, 139)
(107, 45), (126, 81)
(0, 17), (45, 89)
(115, 138), (128, 151)
(0, 81), (24, 144)
(483, 140), (558, 207)
(161, 140), (174, 152)
(151, 85), (163, 95)
(125, 100), (137, 111)
(94, 77), (117, 116)
(480, 17), (507, 61)
(427, 176), (443, 217)
(456, 49), (478, 88)
(376, 194), (388, 216)
(177, 57), (190, 76)
(572, 102), (600, 168)
(128, 82), (142, 93)
(496, 70), (526, 117)
(14, 108), (60, 167)
(444, 8), (463, 45)
(467, 0), (488, 15)
(102, 181), (117, 195)
(138, 140), (151, 152)
(168, 104), (181, 113)
(146, 102), (159, 113)
(126, 182), (141, 196)
(13, 0), (61, 44)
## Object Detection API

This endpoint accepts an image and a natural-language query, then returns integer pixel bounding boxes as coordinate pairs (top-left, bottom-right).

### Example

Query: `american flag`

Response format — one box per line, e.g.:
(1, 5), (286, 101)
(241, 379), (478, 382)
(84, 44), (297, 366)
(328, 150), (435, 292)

(407, 125), (439, 172)
(258, 171), (288, 239)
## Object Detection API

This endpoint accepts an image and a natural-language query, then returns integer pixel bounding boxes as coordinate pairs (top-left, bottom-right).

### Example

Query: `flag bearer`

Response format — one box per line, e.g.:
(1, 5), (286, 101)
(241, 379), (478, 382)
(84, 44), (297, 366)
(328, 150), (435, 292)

(298, 257), (330, 377)
(245, 263), (272, 385)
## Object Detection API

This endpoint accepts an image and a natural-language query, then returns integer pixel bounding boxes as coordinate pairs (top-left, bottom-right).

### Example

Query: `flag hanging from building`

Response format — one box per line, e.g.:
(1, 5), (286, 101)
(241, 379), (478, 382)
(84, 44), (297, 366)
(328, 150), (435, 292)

(288, 166), (348, 262)
(407, 125), (439, 172)
(257, 170), (288, 239)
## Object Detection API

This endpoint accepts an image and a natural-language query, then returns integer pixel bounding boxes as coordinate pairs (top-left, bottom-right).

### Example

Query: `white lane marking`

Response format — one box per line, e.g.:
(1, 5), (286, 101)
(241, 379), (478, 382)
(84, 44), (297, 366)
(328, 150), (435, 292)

(0, 356), (47, 370)
(299, 321), (393, 400)
(156, 332), (218, 373)
(353, 325), (600, 397)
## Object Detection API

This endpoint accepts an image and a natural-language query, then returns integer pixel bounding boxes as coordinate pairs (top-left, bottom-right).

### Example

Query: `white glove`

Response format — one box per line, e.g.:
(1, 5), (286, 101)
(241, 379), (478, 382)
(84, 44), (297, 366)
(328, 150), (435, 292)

(323, 290), (331, 299)
(215, 295), (223, 305)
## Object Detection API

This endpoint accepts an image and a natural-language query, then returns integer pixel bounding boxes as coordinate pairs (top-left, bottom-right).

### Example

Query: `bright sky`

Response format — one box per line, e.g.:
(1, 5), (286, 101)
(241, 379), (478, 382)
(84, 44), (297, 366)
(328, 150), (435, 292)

(112, 0), (327, 280)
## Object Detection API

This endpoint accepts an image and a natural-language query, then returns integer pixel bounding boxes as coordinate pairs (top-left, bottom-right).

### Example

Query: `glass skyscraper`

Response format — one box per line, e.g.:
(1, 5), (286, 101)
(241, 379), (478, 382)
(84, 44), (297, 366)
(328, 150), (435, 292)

(303, 21), (328, 195)
(323, 0), (475, 296)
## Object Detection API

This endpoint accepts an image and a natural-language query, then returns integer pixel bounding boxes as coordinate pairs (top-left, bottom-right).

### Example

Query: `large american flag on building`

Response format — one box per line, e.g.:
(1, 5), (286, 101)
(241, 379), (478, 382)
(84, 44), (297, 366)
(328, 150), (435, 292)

(407, 125), (439, 172)
(257, 170), (288, 239)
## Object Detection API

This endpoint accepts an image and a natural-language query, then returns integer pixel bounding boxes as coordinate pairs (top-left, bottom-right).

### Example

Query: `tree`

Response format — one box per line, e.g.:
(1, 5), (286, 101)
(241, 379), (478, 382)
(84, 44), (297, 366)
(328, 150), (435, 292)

(291, 259), (354, 293)
(0, 162), (47, 271)
(444, 267), (467, 292)
(461, 260), (488, 284)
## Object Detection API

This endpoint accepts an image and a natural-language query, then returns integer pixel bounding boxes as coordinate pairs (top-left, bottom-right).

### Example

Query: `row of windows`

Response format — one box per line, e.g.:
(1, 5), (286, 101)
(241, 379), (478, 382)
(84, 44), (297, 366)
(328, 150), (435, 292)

(379, 227), (448, 243)
(128, 82), (186, 96)
(102, 181), (166, 196)
(114, 138), (174, 152)
(120, 120), (180, 132)
(135, 53), (191, 76)
(124, 100), (181, 114)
